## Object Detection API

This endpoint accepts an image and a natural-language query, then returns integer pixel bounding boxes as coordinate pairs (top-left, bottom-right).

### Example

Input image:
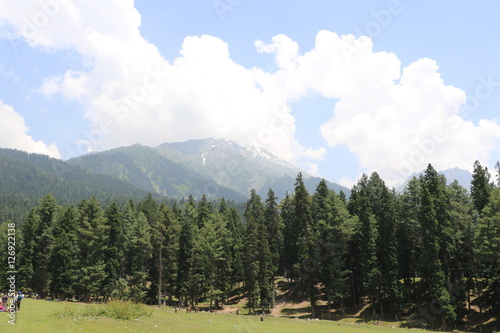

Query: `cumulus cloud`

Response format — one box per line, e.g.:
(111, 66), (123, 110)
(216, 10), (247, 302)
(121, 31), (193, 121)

(1, 1), (499, 186)
(0, 100), (60, 158)
(259, 31), (500, 185)
(303, 147), (327, 160)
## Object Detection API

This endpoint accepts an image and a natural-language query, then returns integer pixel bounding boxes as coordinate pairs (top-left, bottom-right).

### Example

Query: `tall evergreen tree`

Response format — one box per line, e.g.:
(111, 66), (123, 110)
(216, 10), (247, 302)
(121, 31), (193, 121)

(419, 165), (453, 328)
(49, 206), (79, 299)
(196, 194), (212, 228)
(160, 205), (181, 304)
(397, 177), (422, 303)
(243, 189), (265, 313)
(264, 189), (283, 307)
(225, 206), (244, 286)
(293, 173), (319, 317)
(312, 180), (353, 311)
(446, 180), (476, 315)
(17, 208), (39, 291)
(215, 214), (233, 309)
(495, 161), (500, 188)
(348, 174), (378, 308)
(74, 196), (108, 301)
(325, 192), (355, 312)
(476, 187), (500, 311)
(32, 194), (58, 296)
(281, 192), (297, 279)
(102, 202), (124, 298)
(122, 201), (152, 301)
(471, 160), (493, 215)
(176, 204), (195, 306)
(376, 186), (402, 315)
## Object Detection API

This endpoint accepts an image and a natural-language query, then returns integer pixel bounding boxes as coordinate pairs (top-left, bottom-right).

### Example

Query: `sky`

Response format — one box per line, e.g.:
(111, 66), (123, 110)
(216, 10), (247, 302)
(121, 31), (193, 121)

(0, 0), (499, 188)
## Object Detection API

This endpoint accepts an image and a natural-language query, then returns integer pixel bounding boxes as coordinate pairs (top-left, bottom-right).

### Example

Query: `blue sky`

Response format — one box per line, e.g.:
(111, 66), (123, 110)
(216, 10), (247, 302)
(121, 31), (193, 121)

(0, 0), (499, 187)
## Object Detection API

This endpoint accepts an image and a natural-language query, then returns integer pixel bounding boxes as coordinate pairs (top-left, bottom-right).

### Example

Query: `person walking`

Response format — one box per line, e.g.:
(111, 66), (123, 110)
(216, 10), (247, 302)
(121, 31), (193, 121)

(14, 291), (23, 311)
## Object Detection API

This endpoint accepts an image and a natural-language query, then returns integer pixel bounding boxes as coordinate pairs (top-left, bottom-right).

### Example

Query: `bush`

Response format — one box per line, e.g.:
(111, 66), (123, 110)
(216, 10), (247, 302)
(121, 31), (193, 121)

(52, 300), (153, 320)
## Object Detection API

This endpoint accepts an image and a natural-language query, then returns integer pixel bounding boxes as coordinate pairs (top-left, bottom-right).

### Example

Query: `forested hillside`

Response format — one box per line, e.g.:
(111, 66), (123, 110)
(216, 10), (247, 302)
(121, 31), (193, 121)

(1, 161), (499, 332)
(0, 149), (153, 221)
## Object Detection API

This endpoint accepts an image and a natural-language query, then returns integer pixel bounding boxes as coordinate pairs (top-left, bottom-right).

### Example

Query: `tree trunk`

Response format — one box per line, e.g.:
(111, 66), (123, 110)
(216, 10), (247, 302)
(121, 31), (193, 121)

(272, 282), (276, 308)
(158, 236), (162, 308)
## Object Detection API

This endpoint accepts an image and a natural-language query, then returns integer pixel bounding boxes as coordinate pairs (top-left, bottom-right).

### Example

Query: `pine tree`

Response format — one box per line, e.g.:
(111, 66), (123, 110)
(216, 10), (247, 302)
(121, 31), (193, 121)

(376, 186), (402, 315)
(176, 205), (195, 307)
(122, 201), (152, 301)
(471, 160), (493, 215)
(192, 212), (225, 311)
(325, 192), (355, 312)
(348, 174), (379, 309)
(446, 180), (476, 315)
(312, 180), (353, 311)
(495, 161), (500, 188)
(476, 187), (500, 311)
(32, 194), (58, 296)
(264, 189), (283, 307)
(397, 177), (422, 304)
(102, 202), (124, 298)
(243, 189), (265, 313)
(17, 208), (38, 291)
(293, 173), (319, 317)
(49, 206), (79, 299)
(419, 165), (453, 328)
(281, 192), (297, 280)
(138, 194), (162, 305)
(74, 196), (108, 301)
(196, 194), (212, 228)
(213, 211), (234, 309)
(225, 206), (244, 286)
(160, 205), (181, 304)
(181, 196), (201, 307)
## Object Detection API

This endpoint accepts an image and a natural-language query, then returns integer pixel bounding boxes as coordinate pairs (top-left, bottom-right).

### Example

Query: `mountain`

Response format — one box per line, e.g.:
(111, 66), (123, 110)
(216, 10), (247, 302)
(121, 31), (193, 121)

(397, 167), (473, 192)
(0, 148), (153, 221)
(439, 167), (474, 189)
(68, 143), (247, 201)
(69, 138), (350, 200)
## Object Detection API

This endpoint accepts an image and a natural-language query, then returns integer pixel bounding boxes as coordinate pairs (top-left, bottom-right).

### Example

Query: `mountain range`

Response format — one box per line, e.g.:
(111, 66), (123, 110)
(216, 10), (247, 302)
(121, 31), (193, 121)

(0, 137), (476, 223)
(67, 138), (349, 200)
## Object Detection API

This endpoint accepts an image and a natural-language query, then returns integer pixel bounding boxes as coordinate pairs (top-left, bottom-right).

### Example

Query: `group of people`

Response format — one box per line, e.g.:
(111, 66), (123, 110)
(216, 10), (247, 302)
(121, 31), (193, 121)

(0, 292), (24, 312)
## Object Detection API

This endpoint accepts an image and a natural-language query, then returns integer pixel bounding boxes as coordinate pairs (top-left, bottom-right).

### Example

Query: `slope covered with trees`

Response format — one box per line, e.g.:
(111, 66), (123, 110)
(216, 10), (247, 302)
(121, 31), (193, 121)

(0, 149), (153, 221)
(0, 161), (499, 332)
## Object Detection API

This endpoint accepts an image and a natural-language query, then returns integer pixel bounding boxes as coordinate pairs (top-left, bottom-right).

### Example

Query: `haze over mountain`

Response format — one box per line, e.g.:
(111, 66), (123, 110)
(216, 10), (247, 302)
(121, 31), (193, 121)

(397, 167), (474, 193)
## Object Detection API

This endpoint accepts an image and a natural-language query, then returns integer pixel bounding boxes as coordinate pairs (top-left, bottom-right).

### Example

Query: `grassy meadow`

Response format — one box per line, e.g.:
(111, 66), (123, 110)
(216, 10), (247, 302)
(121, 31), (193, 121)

(0, 298), (437, 333)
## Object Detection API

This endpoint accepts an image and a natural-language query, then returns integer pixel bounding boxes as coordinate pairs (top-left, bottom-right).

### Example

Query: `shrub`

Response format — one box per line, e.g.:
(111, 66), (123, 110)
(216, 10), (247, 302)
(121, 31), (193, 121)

(52, 300), (153, 320)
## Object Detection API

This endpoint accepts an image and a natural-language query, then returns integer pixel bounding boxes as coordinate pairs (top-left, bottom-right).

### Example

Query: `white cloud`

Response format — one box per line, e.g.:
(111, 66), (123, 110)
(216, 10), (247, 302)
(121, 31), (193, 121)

(337, 175), (361, 190)
(41, 70), (88, 100)
(1, 2), (499, 186)
(303, 147), (327, 161)
(255, 34), (299, 70)
(263, 31), (499, 186)
(307, 163), (319, 176)
(0, 1), (305, 161)
(0, 100), (60, 158)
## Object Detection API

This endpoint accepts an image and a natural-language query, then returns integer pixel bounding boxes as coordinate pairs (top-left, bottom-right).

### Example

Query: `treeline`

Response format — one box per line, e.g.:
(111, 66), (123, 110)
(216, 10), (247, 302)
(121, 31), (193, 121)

(1, 162), (499, 330)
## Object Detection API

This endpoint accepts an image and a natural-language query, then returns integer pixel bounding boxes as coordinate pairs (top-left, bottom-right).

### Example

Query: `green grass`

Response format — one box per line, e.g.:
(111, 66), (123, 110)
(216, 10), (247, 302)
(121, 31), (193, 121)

(0, 298), (436, 333)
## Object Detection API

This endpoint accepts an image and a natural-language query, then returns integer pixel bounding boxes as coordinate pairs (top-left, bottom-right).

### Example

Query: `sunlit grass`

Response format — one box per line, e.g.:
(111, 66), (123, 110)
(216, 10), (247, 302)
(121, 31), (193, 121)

(0, 298), (436, 333)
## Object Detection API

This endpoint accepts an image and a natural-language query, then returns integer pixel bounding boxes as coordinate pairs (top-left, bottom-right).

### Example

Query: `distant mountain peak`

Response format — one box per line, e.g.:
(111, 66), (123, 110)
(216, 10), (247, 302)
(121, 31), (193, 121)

(397, 167), (473, 192)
